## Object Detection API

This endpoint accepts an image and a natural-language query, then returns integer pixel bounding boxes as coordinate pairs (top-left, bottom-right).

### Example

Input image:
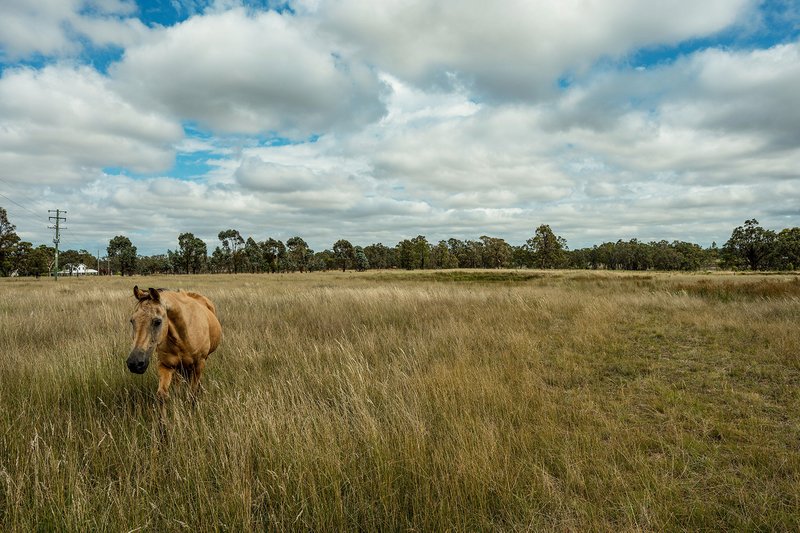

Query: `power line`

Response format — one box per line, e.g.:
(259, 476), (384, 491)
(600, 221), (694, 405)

(0, 203), (47, 229)
(0, 176), (42, 208)
(0, 177), (48, 229)
(0, 184), (101, 255)
(0, 178), (52, 235)
(1, 198), (97, 257)
(0, 191), (42, 220)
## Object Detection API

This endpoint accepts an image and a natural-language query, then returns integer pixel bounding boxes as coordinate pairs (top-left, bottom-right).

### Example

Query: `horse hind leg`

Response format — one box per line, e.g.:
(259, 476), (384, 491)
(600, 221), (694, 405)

(186, 360), (206, 408)
(190, 359), (206, 398)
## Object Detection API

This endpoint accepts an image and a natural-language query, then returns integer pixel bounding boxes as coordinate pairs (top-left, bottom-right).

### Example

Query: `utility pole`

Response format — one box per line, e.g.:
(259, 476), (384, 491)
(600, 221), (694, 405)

(48, 209), (67, 281)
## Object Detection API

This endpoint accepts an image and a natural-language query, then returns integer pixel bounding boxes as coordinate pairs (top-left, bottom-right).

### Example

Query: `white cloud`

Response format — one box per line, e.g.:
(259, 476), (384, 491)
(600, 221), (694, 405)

(174, 137), (233, 156)
(111, 7), (386, 135)
(236, 159), (335, 193)
(665, 44), (800, 146)
(0, 0), (148, 60)
(548, 41), (800, 184)
(362, 92), (575, 207)
(303, 0), (753, 101)
(0, 65), (183, 184)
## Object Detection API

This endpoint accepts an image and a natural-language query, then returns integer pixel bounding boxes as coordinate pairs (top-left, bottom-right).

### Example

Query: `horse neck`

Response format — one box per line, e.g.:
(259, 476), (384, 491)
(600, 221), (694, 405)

(163, 293), (189, 333)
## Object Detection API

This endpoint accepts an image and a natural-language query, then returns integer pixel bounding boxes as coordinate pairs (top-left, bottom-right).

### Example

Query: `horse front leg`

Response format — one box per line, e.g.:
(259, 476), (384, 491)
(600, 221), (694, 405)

(156, 364), (175, 439)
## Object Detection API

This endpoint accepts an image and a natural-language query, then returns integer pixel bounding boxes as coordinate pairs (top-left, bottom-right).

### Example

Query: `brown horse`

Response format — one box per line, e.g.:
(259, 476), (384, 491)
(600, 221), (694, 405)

(128, 286), (222, 416)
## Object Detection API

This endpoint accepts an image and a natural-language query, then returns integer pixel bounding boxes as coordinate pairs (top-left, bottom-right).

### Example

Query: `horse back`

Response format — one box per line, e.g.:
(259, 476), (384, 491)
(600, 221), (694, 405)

(185, 291), (217, 316)
(165, 291), (222, 357)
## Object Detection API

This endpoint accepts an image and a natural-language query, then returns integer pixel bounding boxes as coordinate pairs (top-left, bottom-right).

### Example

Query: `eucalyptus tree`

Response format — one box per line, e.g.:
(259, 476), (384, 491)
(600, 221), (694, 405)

(0, 207), (21, 276)
(480, 236), (512, 268)
(527, 225), (567, 269)
(171, 232), (207, 274)
(218, 229), (245, 273)
(353, 246), (370, 271)
(243, 237), (264, 272)
(333, 239), (355, 272)
(363, 243), (393, 269)
(107, 235), (137, 276)
(411, 235), (430, 269)
(286, 236), (312, 272)
(771, 227), (800, 270)
(261, 238), (285, 273)
(430, 240), (458, 269)
(722, 219), (776, 270)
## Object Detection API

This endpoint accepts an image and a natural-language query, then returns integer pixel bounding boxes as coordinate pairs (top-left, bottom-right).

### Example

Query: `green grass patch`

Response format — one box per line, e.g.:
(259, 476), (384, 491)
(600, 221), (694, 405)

(674, 277), (800, 301)
(369, 269), (547, 283)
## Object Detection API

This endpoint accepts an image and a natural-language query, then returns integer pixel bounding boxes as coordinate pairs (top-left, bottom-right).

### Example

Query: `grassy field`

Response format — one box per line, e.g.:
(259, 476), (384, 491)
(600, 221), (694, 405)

(1, 270), (799, 531)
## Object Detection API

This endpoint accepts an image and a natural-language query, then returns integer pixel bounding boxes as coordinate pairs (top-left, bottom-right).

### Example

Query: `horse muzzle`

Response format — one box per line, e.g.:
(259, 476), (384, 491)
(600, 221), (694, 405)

(126, 348), (151, 374)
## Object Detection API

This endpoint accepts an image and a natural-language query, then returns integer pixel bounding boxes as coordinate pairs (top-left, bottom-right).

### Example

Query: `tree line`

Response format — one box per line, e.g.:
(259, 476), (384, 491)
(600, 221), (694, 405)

(1, 208), (798, 276)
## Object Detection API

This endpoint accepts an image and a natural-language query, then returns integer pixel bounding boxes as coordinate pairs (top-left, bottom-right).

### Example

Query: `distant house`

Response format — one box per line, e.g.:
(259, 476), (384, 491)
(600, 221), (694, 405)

(59, 263), (99, 276)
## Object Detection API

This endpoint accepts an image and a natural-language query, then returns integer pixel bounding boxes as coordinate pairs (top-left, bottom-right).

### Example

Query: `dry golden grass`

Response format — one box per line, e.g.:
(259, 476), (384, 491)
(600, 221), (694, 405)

(1, 270), (799, 531)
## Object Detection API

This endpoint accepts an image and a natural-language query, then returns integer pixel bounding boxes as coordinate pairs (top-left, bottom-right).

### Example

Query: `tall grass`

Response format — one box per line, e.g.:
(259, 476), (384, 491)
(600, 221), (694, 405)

(1, 271), (798, 530)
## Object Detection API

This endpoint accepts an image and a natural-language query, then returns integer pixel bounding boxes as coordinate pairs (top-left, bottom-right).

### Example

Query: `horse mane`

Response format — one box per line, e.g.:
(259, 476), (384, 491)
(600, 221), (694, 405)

(143, 288), (172, 298)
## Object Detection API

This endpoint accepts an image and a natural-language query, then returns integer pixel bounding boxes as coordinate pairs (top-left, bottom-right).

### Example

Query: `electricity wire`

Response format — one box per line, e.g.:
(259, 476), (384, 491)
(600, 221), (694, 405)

(0, 176), (42, 209)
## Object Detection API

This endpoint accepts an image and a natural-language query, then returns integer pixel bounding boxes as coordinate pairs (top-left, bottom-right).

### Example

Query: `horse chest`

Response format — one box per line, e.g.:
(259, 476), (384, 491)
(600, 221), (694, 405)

(158, 340), (202, 368)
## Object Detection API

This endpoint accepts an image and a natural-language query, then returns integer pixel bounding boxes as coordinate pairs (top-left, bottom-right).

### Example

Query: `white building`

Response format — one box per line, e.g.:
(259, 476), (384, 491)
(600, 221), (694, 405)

(59, 263), (99, 276)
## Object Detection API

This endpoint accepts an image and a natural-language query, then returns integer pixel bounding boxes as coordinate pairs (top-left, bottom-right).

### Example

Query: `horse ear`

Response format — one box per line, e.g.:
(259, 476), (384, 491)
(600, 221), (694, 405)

(148, 288), (161, 303)
(134, 286), (147, 300)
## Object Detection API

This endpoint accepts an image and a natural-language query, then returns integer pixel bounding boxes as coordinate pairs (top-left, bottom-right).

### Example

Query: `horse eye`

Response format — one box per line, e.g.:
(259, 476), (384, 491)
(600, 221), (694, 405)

(153, 318), (162, 327)
(129, 319), (134, 324)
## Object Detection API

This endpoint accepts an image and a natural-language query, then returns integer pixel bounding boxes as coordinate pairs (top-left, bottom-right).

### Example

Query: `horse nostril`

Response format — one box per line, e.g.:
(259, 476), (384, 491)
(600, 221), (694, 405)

(127, 359), (148, 374)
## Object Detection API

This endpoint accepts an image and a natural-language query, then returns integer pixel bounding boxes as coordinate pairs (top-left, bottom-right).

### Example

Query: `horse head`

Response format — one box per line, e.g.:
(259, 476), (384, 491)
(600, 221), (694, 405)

(127, 286), (168, 374)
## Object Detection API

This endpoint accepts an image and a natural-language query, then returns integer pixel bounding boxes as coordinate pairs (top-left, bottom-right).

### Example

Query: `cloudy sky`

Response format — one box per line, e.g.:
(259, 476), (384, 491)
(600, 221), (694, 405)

(1, 0), (799, 255)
